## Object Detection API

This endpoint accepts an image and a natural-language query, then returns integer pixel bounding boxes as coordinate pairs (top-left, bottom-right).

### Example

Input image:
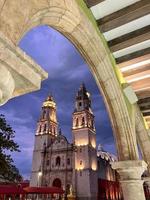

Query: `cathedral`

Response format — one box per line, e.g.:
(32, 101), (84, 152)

(30, 84), (117, 200)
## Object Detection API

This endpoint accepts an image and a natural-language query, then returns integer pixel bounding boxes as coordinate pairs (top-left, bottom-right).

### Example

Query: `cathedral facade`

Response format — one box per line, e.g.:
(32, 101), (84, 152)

(30, 84), (116, 200)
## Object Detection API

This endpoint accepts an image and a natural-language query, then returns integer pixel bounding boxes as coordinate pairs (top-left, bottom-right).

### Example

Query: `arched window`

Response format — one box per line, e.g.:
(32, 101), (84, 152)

(56, 156), (61, 166)
(46, 160), (49, 166)
(53, 178), (61, 188)
(82, 117), (85, 125)
(79, 102), (82, 107)
(39, 125), (41, 132)
(44, 124), (46, 132)
(43, 110), (46, 119)
(76, 118), (78, 127)
(67, 158), (70, 165)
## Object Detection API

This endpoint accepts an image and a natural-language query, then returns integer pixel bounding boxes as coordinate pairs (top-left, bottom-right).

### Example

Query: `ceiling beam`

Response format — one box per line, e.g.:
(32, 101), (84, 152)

(122, 64), (150, 77)
(97, 0), (150, 32)
(142, 112), (150, 117)
(131, 77), (150, 91)
(125, 70), (150, 83)
(138, 97), (150, 104)
(139, 103), (150, 112)
(116, 48), (150, 64)
(144, 116), (150, 121)
(108, 25), (150, 52)
(118, 54), (150, 68)
(84, 0), (104, 8)
(136, 89), (150, 99)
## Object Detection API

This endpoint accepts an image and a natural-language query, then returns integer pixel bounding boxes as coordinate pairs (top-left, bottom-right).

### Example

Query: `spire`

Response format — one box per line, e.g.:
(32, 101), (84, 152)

(76, 83), (89, 100)
(75, 83), (91, 112)
(59, 127), (62, 135)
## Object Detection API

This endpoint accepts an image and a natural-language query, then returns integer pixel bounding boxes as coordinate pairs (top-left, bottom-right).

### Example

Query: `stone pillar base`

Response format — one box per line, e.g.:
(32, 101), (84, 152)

(111, 160), (147, 200)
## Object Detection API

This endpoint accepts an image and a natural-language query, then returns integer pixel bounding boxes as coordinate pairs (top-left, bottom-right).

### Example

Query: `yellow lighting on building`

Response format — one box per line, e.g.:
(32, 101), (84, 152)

(91, 161), (97, 171)
(43, 101), (56, 108)
(76, 166), (84, 171)
(91, 140), (96, 148)
(76, 142), (88, 146)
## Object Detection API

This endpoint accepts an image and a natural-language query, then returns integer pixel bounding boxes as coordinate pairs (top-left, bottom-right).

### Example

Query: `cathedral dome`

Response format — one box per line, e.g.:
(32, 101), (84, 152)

(97, 144), (117, 162)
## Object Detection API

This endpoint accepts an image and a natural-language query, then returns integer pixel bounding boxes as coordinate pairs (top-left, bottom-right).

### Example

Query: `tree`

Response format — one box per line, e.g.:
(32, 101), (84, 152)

(0, 114), (22, 182)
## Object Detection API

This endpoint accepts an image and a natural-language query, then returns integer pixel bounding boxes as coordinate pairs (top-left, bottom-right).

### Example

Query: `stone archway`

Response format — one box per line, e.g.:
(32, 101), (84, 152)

(0, 0), (138, 161)
(53, 178), (62, 188)
(0, 1), (149, 199)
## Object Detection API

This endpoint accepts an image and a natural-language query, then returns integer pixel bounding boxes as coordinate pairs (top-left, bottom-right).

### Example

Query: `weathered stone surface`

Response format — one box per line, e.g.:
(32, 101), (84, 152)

(0, 31), (48, 105)
(0, 0), (49, 43)
(0, 0), (5, 11)
(0, 65), (15, 105)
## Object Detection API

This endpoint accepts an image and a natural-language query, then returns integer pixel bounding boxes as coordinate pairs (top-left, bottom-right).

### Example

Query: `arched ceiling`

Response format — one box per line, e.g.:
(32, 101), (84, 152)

(84, 0), (150, 128)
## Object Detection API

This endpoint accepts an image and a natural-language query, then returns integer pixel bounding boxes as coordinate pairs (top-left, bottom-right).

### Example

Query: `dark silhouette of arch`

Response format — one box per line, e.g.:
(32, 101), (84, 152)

(52, 178), (61, 188)
(43, 110), (46, 119)
(67, 158), (70, 165)
(44, 124), (46, 131)
(76, 118), (78, 127)
(56, 156), (61, 166)
(82, 117), (85, 125)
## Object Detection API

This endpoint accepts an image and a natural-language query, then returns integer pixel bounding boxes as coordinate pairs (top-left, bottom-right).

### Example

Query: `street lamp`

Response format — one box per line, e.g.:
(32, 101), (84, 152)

(37, 169), (42, 200)
(38, 169), (42, 187)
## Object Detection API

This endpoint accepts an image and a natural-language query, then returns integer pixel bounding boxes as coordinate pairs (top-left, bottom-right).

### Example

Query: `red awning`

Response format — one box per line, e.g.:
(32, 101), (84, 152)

(23, 186), (64, 194)
(0, 184), (64, 195)
(0, 185), (26, 194)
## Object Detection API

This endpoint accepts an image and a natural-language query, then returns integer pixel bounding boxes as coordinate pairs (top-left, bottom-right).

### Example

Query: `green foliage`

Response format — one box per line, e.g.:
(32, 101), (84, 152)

(0, 114), (22, 182)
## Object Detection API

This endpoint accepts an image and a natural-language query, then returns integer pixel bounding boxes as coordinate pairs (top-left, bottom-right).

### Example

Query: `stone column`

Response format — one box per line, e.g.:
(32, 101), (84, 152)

(135, 105), (150, 174)
(111, 160), (147, 200)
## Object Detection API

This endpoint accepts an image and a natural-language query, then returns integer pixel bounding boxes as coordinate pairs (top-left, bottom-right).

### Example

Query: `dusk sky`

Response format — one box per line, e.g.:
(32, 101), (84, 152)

(0, 25), (116, 179)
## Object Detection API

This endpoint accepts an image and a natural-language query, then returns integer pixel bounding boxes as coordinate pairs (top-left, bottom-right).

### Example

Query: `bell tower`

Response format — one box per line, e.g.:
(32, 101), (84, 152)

(72, 84), (98, 200)
(30, 95), (58, 186)
(36, 95), (58, 139)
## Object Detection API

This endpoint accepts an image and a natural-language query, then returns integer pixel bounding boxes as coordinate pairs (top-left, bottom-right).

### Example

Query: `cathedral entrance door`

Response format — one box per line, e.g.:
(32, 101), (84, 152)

(53, 178), (62, 188)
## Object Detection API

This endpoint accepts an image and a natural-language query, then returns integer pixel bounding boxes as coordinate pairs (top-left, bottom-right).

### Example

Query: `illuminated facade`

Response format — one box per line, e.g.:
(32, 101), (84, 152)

(72, 84), (98, 199)
(30, 84), (117, 199)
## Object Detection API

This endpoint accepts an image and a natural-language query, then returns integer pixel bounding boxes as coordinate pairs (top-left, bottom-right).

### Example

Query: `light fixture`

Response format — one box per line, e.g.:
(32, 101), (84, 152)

(38, 171), (42, 177)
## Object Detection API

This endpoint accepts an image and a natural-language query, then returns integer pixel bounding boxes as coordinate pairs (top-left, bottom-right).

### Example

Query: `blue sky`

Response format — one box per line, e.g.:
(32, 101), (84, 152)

(0, 25), (116, 179)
